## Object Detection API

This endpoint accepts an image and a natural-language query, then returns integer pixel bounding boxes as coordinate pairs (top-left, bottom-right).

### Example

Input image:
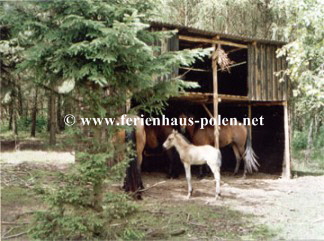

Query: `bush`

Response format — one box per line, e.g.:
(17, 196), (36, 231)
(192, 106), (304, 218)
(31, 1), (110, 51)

(35, 116), (47, 132)
(17, 117), (32, 131)
(314, 126), (324, 149)
(17, 116), (47, 133)
(292, 130), (308, 150)
(29, 149), (138, 240)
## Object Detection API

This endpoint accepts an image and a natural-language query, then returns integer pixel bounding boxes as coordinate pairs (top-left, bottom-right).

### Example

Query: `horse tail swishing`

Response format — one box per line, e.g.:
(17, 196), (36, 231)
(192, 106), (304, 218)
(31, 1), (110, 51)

(243, 126), (259, 174)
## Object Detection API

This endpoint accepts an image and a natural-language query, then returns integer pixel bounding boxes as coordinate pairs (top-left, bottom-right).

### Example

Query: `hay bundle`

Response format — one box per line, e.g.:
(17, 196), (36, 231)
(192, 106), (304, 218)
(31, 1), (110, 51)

(212, 45), (234, 72)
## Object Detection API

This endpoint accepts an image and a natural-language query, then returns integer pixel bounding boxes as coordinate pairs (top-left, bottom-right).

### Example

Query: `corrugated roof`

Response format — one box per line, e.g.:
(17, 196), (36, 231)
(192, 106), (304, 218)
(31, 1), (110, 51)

(150, 21), (287, 46)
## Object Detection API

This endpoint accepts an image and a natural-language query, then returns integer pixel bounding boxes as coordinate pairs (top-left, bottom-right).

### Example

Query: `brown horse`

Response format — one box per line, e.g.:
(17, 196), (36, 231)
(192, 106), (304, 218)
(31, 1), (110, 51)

(145, 125), (173, 150)
(179, 113), (259, 177)
(115, 114), (146, 172)
(114, 115), (146, 195)
(144, 125), (182, 178)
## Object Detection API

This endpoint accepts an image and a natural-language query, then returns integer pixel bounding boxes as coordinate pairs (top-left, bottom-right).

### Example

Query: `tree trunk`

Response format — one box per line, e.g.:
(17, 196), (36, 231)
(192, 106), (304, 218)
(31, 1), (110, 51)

(47, 95), (51, 132)
(49, 93), (56, 145)
(57, 95), (65, 131)
(17, 85), (23, 116)
(31, 87), (38, 137)
(13, 101), (18, 136)
(25, 102), (29, 119)
(8, 101), (13, 130)
(93, 182), (104, 212)
(307, 118), (314, 150)
(184, 0), (188, 26)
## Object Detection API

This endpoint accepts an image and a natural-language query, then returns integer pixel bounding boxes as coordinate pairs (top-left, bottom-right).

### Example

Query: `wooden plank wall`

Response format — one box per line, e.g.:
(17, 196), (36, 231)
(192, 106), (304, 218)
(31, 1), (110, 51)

(248, 43), (288, 101)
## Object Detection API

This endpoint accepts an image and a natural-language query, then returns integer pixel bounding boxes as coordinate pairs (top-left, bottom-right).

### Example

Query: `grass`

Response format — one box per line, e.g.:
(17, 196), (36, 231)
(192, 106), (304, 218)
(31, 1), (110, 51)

(1, 186), (43, 240)
(292, 148), (324, 176)
(1, 165), (65, 240)
(1, 186), (38, 208)
(1, 164), (275, 241)
(112, 200), (275, 240)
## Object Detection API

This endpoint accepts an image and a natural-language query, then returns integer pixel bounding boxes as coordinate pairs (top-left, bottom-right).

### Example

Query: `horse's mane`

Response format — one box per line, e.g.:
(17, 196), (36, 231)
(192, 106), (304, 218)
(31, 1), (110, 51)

(175, 132), (191, 144)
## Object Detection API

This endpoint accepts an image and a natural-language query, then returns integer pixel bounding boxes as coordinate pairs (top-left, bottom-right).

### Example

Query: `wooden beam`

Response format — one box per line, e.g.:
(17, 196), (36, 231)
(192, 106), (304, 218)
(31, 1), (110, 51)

(219, 94), (249, 101)
(179, 35), (248, 49)
(212, 44), (220, 149)
(227, 47), (244, 54)
(283, 103), (291, 179)
(201, 104), (214, 119)
(217, 61), (247, 71)
(179, 67), (211, 72)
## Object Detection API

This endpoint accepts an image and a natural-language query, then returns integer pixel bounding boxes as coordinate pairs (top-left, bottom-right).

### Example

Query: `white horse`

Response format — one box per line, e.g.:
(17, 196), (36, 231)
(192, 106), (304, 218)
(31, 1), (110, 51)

(163, 130), (222, 199)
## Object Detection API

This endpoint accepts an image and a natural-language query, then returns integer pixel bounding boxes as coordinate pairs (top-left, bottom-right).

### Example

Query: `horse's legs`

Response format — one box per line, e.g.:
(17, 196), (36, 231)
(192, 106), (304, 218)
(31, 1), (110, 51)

(198, 165), (204, 179)
(198, 164), (211, 179)
(235, 144), (247, 179)
(136, 148), (144, 189)
(167, 148), (180, 179)
(232, 145), (242, 175)
(183, 163), (192, 199)
(207, 161), (221, 198)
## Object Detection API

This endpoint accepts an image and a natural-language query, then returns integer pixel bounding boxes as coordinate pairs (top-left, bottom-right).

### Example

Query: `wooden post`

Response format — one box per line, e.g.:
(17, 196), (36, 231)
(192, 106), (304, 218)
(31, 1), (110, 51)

(212, 43), (219, 149)
(283, 102), (291, 178)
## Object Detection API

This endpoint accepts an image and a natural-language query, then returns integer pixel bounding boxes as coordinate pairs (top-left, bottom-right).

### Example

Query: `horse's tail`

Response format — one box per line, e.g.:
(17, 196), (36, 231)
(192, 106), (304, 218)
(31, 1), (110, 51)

(244, 126), (259, 173)
(123, 126), (143, 197)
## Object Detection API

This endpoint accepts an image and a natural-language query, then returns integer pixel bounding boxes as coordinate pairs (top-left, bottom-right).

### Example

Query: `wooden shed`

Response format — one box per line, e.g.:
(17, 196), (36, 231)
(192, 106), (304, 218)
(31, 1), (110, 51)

(149, 21), (291, 177)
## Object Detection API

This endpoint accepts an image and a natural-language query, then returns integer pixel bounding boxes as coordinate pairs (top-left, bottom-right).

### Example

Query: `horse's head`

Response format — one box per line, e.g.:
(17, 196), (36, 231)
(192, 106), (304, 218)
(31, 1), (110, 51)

(163, 129), (178, 150)
(179, 113), (189, 134)
(179, 113), (195, 137)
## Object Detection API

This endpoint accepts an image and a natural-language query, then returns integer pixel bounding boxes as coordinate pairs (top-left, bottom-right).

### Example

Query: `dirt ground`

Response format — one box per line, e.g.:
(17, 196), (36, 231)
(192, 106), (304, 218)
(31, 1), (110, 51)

(141, 172), (324, 240)
(1, 154), (323, 240)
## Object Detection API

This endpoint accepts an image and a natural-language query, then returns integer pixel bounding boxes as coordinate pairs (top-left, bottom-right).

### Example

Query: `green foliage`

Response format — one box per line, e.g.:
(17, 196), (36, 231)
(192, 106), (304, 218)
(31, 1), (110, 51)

(104, 192), (138, 220)
(0, 0), (209, 239)
(30, 147), (137, 239)
(275, 0), (324, 113)
(292, 130), (308, 150)
(17, 116), (47, 132)
(122, 228), (145, 240)
(155, 0), (287, 39)
(274, 0), (324, 147)
(30, 192), (138, 240)
(17, 116), (31, 131)
(315, 126), (324, 149)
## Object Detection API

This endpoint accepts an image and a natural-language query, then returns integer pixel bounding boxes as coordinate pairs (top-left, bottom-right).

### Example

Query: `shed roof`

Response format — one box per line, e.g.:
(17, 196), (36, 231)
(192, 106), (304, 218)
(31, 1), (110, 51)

(150, 21), (287, 46)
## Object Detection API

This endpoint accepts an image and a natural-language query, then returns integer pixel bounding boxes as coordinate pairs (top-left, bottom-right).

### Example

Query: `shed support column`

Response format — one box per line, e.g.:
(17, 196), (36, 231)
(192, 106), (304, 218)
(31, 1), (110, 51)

(212, 44), (220, 149)
(283, 102), (291, 179)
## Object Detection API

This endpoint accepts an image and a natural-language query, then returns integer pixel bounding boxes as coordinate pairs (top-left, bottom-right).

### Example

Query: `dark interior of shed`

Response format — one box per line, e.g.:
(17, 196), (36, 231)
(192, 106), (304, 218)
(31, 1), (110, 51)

(251, 105), (284, 173)
(141, 101), (285, 176)
(178, 40), (248, 96)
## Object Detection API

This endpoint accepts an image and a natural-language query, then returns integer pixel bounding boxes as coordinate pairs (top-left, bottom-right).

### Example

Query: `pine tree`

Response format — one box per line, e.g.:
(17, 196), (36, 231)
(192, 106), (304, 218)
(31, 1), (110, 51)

(1, 0), (208, 239)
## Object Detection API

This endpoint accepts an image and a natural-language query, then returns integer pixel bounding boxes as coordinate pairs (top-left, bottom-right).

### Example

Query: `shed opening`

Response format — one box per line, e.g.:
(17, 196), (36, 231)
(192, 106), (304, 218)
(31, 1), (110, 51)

(141, 101), (285, 175)
(178, 39), (248, 97)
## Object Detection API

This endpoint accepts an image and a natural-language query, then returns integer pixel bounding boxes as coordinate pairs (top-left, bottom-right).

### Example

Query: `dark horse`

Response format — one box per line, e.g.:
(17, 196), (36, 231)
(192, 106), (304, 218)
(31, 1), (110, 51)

(114, 115), (146, 197)
(179, 113), (259, 177)
(144, 125), (182, 178)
